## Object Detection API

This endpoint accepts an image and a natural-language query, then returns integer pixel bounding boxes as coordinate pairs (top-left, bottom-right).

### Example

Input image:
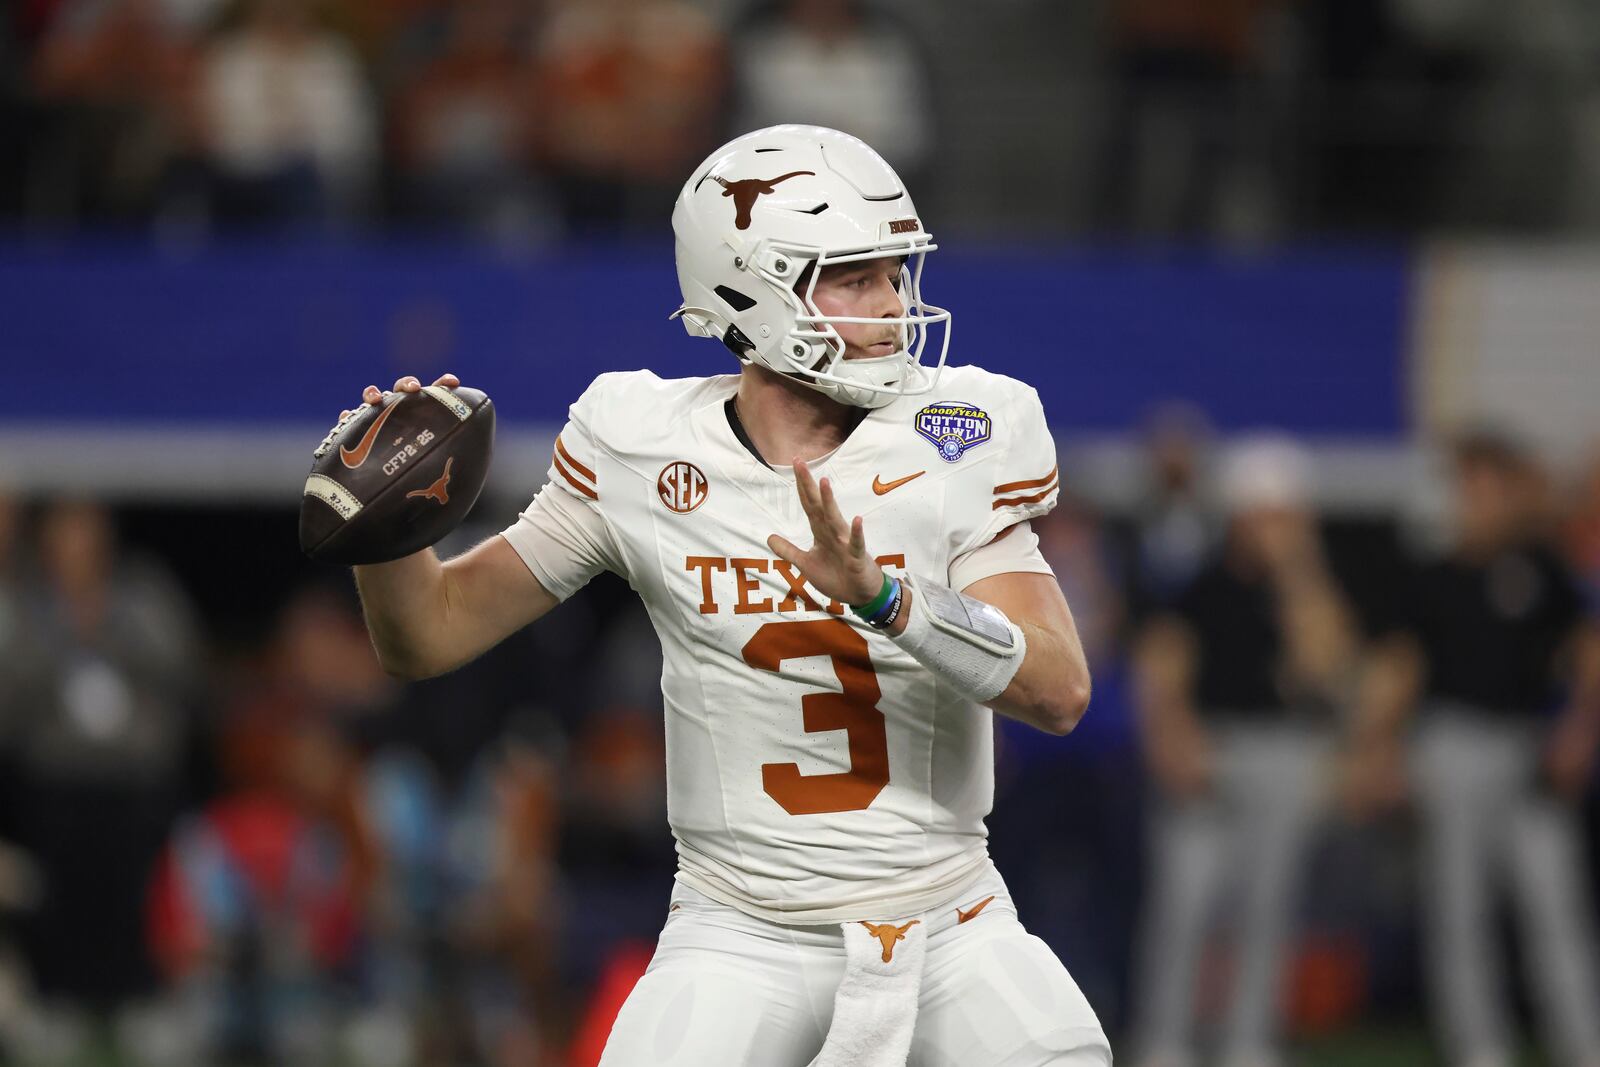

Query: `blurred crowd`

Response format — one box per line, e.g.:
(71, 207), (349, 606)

(0, 0), (935, 240)
(5, 0), (1600, 241)
(2, 420), (1600, 1066)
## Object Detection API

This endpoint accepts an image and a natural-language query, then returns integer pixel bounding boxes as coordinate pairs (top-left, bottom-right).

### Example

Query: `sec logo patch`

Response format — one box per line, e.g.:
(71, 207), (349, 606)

(658, 461), (709, 513)
(915, 401), (992, 462)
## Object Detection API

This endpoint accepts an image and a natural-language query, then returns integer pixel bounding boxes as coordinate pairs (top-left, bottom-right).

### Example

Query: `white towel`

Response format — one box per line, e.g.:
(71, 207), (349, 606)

(808, 915), (929, 1067)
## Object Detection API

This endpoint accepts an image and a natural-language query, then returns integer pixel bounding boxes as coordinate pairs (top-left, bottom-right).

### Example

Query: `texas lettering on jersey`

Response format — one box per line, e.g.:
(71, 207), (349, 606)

(685, 553), (907, 616)
(500, 366), (1060, 923)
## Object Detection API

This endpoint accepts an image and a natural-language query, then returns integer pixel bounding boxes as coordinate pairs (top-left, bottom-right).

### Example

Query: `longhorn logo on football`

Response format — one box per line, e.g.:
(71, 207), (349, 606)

(406, 457), (453, 505)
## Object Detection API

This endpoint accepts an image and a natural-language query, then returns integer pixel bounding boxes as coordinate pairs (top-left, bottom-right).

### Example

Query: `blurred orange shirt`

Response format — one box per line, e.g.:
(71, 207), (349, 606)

(1114, 0), (1277, 61)
(536, 0), (724, 180)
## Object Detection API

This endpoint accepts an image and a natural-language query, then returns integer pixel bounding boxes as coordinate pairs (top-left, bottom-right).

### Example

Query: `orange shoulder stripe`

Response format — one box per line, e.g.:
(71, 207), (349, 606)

(992, 474), (1058, 510)
(993, 465), (1058, 495)
(555, 434), (596, 483)
(553, 451), (598, 500)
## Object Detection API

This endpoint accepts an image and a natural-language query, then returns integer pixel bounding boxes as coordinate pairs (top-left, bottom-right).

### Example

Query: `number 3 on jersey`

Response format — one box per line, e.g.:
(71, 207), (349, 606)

(741, 619), (890, 815)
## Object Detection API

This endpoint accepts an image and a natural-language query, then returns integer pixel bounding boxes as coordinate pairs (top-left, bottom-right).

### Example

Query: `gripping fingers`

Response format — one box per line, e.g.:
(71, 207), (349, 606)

(394, 373), (458, 391)
(367, 372), (455, 408)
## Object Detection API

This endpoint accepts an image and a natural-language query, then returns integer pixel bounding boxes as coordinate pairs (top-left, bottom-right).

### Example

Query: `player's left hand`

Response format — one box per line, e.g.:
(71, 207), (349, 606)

(768, 458), (884, 607)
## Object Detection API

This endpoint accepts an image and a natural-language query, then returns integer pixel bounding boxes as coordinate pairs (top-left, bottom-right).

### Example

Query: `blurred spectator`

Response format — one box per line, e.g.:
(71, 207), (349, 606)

(1350, 431), (1600, 1067)
(1098, 0), (1285, 237)
(0, 6), (28, 218)
(1127, 404), (1218, 621)
(446, 741), (561, 1066)
(1038, 493), (1126, 672)
(144, 583), (389, 1062)
(1295, 0), (1454, 232)
(390, 0), (552, 238)
(536, 0), (724, 233)
(1129, 437), (1361, 1067)
(0, 493), (41, 1054)
(27, 0), (202, 224)
(199, 0), (376, 227)
(989, 498), (1143, 1025)
(0, 500), (200, 1022)
(1563, 442), (1600, 613)
(146, 789), (361, 1064)
(728, 0), (935, 183)
(0, 492), (29, 721)
(345, 733), (563, 1067)
(556, 705), (671, 992)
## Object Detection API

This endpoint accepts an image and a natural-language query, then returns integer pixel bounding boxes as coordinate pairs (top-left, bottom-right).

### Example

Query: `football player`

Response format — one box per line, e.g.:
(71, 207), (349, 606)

(347, 125), (1110, 1065)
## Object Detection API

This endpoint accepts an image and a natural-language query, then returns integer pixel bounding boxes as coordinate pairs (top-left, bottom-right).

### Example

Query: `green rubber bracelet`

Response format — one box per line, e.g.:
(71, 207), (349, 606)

(850, 572), (895, 619)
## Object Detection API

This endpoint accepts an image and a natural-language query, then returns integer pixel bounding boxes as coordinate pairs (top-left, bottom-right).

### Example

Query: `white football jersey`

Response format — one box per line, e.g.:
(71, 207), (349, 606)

(501, 365), (1061, 923)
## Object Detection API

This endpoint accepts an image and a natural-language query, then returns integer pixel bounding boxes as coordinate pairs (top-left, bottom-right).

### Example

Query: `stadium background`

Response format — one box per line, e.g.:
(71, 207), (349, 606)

(4, 0), (1600, 1063)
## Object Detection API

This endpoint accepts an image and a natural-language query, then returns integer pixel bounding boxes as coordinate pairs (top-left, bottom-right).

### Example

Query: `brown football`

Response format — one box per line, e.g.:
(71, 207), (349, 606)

(299, 385), (495, 565)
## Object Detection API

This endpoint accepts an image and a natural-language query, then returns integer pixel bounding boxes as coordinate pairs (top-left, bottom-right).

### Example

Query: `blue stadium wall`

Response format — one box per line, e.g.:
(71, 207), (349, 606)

(1, 241), (1410, 436)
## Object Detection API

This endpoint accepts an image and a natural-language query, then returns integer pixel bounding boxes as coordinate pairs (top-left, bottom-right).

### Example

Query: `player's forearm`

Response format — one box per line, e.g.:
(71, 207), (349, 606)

(356, 535), (561, 680)
(353, 548), (451, 679)
(889, 577), (1090, 736)
(987, 617), (1092, 735)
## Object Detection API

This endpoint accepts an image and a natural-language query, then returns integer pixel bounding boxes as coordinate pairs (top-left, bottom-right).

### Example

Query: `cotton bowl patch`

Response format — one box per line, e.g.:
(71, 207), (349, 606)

(915, 401), (991, 462)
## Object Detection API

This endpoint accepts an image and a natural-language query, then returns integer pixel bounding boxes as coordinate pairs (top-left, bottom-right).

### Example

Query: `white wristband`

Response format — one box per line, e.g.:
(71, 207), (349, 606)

(888, 573), (1027, 704)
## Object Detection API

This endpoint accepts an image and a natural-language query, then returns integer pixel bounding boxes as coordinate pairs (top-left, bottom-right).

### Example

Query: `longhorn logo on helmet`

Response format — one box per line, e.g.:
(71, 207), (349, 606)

(711, 172), (815, 229)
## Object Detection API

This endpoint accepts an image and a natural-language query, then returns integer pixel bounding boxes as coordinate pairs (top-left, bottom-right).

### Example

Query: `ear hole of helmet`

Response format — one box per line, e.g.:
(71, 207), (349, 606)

(714, 285), (756, 312)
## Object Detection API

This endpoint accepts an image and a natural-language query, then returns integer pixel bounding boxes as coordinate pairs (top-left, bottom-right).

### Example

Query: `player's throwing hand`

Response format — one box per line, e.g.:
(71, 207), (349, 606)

(767, 458), (883, 606)
(337, 373), (461, 421)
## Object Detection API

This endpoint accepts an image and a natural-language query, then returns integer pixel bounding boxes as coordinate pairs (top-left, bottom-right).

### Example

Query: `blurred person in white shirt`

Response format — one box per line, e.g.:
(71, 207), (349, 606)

(199, 0), (375, 225)
(729, 0), (934, 183)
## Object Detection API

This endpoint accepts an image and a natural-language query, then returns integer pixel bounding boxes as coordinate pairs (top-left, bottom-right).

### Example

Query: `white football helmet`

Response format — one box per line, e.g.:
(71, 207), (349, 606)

(671, 125), (950, 409)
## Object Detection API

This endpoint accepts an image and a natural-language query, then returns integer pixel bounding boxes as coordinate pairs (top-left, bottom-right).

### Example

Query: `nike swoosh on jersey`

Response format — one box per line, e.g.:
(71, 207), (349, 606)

(340, 401), (400, 469)
(956, 895), (996, 924)
(872, 470), (925, 496)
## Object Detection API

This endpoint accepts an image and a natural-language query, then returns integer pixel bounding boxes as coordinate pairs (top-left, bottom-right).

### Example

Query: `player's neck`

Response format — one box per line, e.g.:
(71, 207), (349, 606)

(735, 365), (865, 467)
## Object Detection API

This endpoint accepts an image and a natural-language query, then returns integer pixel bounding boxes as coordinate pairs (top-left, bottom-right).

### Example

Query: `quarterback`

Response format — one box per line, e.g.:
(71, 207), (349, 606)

(350, 126), (1110, 1065)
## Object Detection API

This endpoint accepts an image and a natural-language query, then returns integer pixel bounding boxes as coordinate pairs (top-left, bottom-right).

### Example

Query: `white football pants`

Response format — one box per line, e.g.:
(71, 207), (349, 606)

(598, 861), (1112, 1066)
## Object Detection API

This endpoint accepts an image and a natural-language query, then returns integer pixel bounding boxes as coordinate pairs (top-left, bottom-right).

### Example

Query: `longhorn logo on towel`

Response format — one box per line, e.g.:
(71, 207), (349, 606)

(859, 920), (920, 963)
